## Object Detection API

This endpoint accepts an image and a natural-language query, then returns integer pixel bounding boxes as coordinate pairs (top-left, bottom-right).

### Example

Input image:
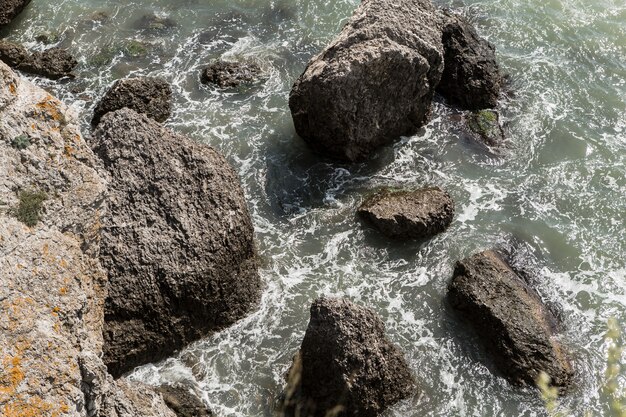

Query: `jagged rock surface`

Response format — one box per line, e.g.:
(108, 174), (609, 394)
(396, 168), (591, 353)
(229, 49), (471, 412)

(289, 0), (444, 161)
(0, 61), (174, 417)
(358, 187), (455, 239)
(0, 40), (78, 79)
(0, 0), (31, 26)
(92, 108), (261, 377)
(284, 298), (415, 417)
(201, 60), (262, 88)
(448, 250), (573, 389)
(437, 10), (502, 110)
(92, 77), (172, 126)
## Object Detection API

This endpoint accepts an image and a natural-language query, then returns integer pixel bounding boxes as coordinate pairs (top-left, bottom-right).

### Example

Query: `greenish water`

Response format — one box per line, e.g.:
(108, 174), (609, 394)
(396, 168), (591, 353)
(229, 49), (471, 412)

(3, 0), (625, 415)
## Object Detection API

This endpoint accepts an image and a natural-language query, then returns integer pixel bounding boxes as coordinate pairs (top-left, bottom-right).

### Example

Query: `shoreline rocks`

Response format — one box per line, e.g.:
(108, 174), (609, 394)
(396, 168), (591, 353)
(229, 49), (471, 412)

(92, 77), (172, 126)
(289, 0), (444, 161)
(282, 298), (415, 417)
(358, 187), (455, 239)
(92, 108), (262, 377)
(0, 0), (31, 27)
(0, 40), (77, 79)
(200, 60), (262, 88)
(437, 10), (502, 110)
(448, 250), (573, 390)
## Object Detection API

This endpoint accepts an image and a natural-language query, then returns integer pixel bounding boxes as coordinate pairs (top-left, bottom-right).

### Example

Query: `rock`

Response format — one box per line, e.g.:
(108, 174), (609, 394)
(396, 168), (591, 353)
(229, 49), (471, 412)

(18, 47), (78, 79)
(92, 77), (172, 126)
(447, 250), (573, 389)
(465, 109), (504, 146)
(136, 13), (177, 33)
(437, 10), (502, 110)
(200, 60), (262, 88)
(357, 187), (455, 239)
(0, 39), (29, 66)
(289, 0), (444, 161)
(157, 385), (213, 417)
(0, 0), (31, 26)
(283, 298), (415, 417)
(0, 60), (173, 416)
(92, 108), (261, 377)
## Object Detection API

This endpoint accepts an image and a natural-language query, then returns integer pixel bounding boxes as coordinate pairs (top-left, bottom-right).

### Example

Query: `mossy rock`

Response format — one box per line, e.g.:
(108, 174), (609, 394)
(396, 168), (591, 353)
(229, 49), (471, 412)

(35, 31), (62, 45)
(11, 135), (30, 150)
(122, 40), (150, 58)
(11, 190), (48, 227)
(466, 109), (504, 146)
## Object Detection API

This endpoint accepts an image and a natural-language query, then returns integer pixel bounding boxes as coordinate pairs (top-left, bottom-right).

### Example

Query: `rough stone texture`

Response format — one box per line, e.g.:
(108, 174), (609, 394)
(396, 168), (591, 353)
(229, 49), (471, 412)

(358, 187), (455, 239)
(0, 39), (29, 67)
(448, 250), (573, 389)
(92, 108), (261, 378)
(289, 0), (444, 161)
(284, 298), (415, 417)
(437, 10), (502, 110)
(465, 109), (504, 147)
(92, 77), (172, 126)
(0, 61), (175, 417)
(156, 385), (213, 417)
(201, 60), (262, 88)
(0, 0), (31, 26)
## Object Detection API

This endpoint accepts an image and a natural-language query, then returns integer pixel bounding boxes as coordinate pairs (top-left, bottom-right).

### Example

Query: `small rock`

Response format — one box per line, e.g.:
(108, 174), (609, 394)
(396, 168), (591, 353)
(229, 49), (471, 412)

(136, 13), (177, 32)
(0, 0), (31, 27)
(200, 60), (262, 88)
(357, 187), (455, 239)
(447, 250), (573, 390)
(18, 47), (78, 79)
(282, 298), (415, 417)
(465, 109), (504, 147)
(92, 77), (172, 126)
(0, 39), (29, 67)
(157, 385), (213, 417)
(437, 10), (502, 110)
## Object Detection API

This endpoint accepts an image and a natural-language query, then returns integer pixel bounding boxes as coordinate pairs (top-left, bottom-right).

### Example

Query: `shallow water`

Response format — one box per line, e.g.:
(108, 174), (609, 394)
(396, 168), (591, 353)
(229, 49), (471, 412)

(3, 0), (625, 415)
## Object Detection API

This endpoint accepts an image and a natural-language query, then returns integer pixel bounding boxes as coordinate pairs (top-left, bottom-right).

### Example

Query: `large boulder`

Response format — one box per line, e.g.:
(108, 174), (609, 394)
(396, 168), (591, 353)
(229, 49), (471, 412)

(0, 60), (174, 416)
(0, 39), (28, 66)
(18, 47), (78, 79)
(92, 108), (262, 377)
(0, 0), (31, 26)
(437, 10), (502, 110)
(156, 385), (213, 417)
(289, 0), (444, 161)
(358, 187), (454, 239)
(448, 250), (573, 389)
(283, 298), (415, 417)
(92, 77), (172, 126)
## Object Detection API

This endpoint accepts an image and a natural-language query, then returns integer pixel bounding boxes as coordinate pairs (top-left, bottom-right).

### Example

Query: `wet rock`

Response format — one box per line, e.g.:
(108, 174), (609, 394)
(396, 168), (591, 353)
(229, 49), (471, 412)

(200, 60), (262, 88)
(19, 47), (78, 79)
(289, 0), (444, 161)
(92, 77), (172, 126)
(92, 108), (261, 377)
(437, 10), (502, 110)
(358, 187), (455, 239)
(136, 13), (177, 33)
(283, 298), (415, 417)
(0, 39), (28, 67)
(0, 0), (31, 26)
(447, 250), (573, 389)
(0, 60), (174, 417)
(465, 109), (504, 146)
(157, 385), (213, 417)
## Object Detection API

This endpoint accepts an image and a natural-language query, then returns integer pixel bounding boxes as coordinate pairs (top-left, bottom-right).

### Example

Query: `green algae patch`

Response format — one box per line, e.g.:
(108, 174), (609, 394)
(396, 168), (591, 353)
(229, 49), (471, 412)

(12, 190), (48, 227)
(10, 135), (30, 150)
(467, 110), (504, 146)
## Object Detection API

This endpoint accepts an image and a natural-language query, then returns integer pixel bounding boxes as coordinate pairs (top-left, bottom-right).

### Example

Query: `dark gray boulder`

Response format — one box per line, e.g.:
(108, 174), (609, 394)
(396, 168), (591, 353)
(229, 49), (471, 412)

(465, 109), (505, 147)
(0, 39), (28, 66)
(18, 47), (78, 79)
(448, 250), (573, 389)
(437, 10), (502, 110)
(358, 187), (454, 239)
(92, 77), (172, 126)
(283, 298), (415, 417)
(200, 60), (262, 88)
(289, 0), (444, 161)
(91, 108), (261, 377)
(0, 0), (31, 26)
(157, 385), (213, 417)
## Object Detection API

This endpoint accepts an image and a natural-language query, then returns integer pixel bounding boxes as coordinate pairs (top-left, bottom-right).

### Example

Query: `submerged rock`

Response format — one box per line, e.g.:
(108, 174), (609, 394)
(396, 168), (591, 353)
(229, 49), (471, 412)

(92, 108), (261, 377)
(465, 109), (505, 146)
(0, 60), (174, 417)
(289, 0), (444, 161)
(92, 77), (172, 126)
(200, 60), (262, 88)
(283, 298), (415, 417)
(19, 47), (78, 79)
(437, 10), (502, 110)
(136, 13), (177, 33)
(448, 250), (573, 389)
(157, 385), (213, 417)
(0, 0), (31, 26)
(358, 187), (455, 239)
